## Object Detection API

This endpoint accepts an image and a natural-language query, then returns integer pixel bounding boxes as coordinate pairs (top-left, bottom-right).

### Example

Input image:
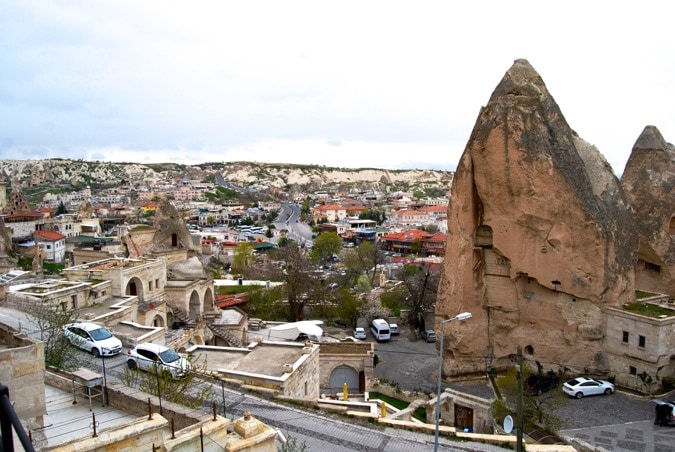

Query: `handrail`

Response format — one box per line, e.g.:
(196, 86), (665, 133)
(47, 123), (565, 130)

(0, 384), (36, 452)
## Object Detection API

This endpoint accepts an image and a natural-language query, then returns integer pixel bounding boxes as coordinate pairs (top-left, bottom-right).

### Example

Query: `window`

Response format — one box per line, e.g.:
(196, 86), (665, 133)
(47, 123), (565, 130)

(644, 261), (661, 272)
(149, 281), (153, 291)
(622, 331), (629, 343)
(639, 335), (646, 348)
(629, 366), (637, 376)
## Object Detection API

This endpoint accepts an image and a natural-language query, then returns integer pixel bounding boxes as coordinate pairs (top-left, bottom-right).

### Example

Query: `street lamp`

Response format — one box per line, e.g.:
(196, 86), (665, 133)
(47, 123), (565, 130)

(434, 311), (472, 451)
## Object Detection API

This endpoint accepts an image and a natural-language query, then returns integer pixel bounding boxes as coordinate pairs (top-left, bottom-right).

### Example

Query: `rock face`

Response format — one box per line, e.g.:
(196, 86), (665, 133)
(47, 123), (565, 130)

(620, 126), (675, 297)
(436, 59), (637, 376)
(152, 197), (199, 254)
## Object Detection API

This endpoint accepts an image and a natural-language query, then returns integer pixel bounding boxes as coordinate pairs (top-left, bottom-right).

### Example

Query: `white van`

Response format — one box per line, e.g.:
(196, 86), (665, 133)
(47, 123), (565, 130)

(370, 318), (391, 342)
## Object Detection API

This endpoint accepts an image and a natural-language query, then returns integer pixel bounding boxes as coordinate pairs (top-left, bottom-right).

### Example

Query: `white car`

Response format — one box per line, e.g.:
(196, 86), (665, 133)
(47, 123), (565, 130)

(62, 322), (123, 357)
(127, 343), (192, 379)
(389, 323), (399, 335)
(354, 327), (367, 340)
(562, 377), (615, 399)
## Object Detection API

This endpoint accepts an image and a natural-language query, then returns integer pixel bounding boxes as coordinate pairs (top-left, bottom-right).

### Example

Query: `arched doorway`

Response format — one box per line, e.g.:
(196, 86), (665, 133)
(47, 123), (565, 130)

(329, 365), (359, 393)
(188, 290), (201, 321)
(475, 225), (494, 248)
(153, 315), (165, 328)
(203, 288), (214, 312)
(125, 277), (144, 299)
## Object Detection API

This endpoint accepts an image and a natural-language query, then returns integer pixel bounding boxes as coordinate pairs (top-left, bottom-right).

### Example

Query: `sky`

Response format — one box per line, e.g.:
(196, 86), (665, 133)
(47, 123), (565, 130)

(0, 1), (673, 174)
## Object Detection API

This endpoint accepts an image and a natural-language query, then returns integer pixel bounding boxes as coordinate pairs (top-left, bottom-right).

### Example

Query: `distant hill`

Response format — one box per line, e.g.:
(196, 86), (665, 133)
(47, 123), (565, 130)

(0, 159), (453, 192)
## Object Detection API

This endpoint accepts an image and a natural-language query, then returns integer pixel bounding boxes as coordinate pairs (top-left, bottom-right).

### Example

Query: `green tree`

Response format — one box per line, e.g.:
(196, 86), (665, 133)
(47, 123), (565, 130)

(493, 366), (567, 434)
(309, 232), (342, 264)
(56, 200), (67, 215)
(335, 288), (361, 328)
(232, 242), (255, 277)
(123, 354), (214, 409)
(26, 302), (84, 371)
(246, 286), (286, 321)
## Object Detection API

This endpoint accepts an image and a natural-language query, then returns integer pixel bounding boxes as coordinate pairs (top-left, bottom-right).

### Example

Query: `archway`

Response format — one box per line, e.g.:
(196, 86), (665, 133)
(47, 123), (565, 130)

(203, 287), (214, 312)
(475, 225), (494, 248)
(329, 365), (359, 393)
(188, 290), (201, 321)
(125, 276), (144, 299)
(153, 315), (165, 328)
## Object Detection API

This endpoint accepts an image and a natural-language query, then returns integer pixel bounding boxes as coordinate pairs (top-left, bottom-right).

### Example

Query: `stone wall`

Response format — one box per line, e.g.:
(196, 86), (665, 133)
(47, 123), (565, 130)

(0, 325), (46, 421)
(319, 342), (375, 392)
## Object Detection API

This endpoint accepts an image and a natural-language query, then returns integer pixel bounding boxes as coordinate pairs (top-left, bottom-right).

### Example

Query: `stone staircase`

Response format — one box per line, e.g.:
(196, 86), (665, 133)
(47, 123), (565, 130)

(170, 306), (197, 329)
(204, 315), (244, 348)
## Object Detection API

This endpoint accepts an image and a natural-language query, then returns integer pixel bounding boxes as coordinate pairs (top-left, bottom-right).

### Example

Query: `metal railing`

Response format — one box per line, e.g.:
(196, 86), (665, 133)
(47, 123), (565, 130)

(0, 384), (36, 452)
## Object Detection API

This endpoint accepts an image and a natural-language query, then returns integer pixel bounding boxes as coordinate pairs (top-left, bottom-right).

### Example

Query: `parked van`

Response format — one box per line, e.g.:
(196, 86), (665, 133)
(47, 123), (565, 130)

(370, 318), (391, 342)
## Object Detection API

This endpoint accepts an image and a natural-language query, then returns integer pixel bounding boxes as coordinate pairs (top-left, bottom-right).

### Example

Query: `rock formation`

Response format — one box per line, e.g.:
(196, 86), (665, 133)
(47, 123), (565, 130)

(151, 197), (199, 254)
(436, 59), (637, 377)
(620, 126), (675, 297)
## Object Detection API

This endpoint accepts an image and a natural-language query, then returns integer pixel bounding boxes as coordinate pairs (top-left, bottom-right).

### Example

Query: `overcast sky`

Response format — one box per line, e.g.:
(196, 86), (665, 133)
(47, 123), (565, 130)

(0, 1), (672, 174)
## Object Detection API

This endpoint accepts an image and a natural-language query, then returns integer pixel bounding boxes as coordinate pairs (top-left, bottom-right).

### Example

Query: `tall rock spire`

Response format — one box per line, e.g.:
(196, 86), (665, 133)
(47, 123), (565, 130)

(437, 59), (637, 376)
(620, 125), (675, 297)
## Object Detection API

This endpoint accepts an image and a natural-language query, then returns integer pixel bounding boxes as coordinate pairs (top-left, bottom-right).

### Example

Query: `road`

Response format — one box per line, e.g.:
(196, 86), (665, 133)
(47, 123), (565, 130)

(0, 306), (510, 451)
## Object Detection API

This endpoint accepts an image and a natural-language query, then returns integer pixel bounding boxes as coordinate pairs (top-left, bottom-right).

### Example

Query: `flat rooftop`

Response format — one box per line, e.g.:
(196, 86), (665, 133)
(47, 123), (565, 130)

(29, 384), (137, 449)
(190, 342), (311, 377)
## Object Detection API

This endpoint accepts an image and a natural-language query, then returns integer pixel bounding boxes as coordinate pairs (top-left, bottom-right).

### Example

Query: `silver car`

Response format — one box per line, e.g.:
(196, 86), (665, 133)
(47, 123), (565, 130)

(62, 322), (123, 357)
(562, 377), (614, 399)
(127, 343), (192, 379)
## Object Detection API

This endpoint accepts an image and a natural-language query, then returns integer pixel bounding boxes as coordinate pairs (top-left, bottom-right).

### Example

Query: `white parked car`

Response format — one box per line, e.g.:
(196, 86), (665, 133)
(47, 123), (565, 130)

(354, 327), (367, 340)
(389, 323), (399, 335)
(127, 343), (192, 379)
(62, 322), (123, 357)
(562, 376), (615, 399)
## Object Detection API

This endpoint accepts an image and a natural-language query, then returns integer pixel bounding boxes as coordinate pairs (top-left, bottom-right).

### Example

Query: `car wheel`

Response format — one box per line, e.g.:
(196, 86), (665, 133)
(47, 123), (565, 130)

(127, 360), (137, 370)
(92, 347), (100, 357)
(575, 392), (584, 399)
(604, 388), (612, 395)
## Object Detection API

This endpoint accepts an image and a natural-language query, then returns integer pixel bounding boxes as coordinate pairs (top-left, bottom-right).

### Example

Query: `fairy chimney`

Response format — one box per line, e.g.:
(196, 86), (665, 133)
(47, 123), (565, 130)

(620, 126), (675, 297)
(437, 59), (637, 377)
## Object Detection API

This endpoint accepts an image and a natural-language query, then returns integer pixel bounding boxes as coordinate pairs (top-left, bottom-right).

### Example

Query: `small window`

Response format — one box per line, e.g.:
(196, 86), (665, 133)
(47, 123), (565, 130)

(644, 262), (661, 272)
(149, 281), (153, 291)
(638, 335), (646, 348)
(629, 366), (637, 376)
(622, 331), (629, 343)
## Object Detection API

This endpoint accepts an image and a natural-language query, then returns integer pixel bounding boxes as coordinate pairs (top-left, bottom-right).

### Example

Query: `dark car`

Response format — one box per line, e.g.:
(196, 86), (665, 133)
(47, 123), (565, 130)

(526, 374), (559, 395)
(654, 400), (675, 426)
(421, 330), (436, 342)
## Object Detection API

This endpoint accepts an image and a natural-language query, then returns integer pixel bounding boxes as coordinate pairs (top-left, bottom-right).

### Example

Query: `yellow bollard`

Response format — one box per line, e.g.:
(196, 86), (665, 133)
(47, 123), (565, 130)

(343, 383), (348, 401)
(380, 401), (386, 418)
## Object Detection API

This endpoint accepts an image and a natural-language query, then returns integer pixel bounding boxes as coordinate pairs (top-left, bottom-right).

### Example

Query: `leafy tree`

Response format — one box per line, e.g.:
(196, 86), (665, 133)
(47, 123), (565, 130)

(340, 241), (384, 285)
(269, 243), (317, 321)
(122, 354), (214, 409)
(56, 200), (67, 215)
(231, 242), (255, 277)
(398, 263), (440, 331)
(493, 366), (567, 434)
(24, 303), (84, 371)
(309, 232), (342, 264)
(335, 288), (361, 328)
(246, 286), (286, 321)
(360, 208), (387, 225)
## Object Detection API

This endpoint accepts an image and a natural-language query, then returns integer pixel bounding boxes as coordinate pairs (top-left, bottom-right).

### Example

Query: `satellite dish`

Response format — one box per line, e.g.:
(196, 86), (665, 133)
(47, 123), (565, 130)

(503, 415), (514, 434)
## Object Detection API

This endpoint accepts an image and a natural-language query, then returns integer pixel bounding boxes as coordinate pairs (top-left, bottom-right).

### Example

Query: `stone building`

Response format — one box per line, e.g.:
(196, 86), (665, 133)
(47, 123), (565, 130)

(0, 324), (46, 427)
(318, 341), (375, 394)
(436, 59), (638, 378)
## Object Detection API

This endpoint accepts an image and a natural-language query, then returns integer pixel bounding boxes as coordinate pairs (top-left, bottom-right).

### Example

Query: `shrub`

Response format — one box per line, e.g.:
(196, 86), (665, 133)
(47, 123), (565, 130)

(661, 376), (675, 392)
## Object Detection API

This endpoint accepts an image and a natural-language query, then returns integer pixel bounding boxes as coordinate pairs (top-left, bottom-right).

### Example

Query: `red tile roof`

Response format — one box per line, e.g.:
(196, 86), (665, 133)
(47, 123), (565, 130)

(34, 230), (66, 241)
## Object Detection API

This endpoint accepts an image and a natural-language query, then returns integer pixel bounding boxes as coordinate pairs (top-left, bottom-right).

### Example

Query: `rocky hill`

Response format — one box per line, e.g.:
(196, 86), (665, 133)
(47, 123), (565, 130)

(0, 159), (453, 192)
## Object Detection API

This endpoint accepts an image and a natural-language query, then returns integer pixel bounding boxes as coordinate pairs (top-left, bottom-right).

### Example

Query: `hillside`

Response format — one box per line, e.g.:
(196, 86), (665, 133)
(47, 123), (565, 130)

(0, 159), (453, 192)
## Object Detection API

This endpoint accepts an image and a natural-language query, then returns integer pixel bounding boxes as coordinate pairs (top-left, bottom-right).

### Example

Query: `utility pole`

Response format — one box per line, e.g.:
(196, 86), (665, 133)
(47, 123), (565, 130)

(516, 346), (524, 452)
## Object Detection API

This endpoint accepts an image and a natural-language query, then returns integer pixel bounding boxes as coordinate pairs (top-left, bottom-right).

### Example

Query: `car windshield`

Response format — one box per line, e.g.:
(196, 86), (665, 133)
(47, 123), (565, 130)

(159, 349), (181, 364)
(89, 327), (113, 341)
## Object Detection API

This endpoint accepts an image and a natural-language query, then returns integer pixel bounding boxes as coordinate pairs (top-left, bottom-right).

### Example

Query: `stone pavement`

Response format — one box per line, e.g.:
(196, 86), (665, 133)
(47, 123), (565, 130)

(560, 420), (675, 452)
